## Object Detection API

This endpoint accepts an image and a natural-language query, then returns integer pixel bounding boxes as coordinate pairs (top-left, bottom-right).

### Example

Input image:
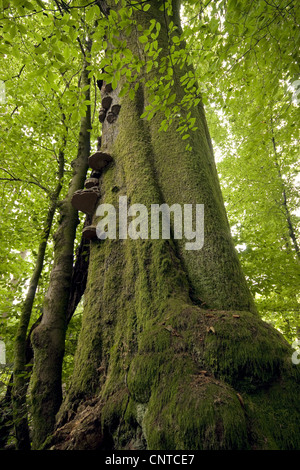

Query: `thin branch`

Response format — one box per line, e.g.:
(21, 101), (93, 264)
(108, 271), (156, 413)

(77, 36), (86, 57)
(270, 120), (300, 258)
(0, 175), (50, 193)
(92, 75), (97, 124)
(4, 65), (26, 82)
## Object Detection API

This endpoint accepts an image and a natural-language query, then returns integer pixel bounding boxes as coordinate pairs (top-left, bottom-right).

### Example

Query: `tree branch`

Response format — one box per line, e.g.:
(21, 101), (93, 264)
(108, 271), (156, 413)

(0, 168), (50, 193)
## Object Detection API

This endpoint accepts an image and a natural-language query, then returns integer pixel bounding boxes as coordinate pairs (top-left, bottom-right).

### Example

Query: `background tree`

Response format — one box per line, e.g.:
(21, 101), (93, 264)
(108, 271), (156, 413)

(0, 0), (100, 448)
(184, 0), (300, 340)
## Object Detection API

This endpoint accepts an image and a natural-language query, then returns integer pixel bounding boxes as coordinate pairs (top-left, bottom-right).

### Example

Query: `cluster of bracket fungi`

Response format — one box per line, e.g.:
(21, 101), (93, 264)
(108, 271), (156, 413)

(98, 82), (121, 124)
(71, 81), (120, 241)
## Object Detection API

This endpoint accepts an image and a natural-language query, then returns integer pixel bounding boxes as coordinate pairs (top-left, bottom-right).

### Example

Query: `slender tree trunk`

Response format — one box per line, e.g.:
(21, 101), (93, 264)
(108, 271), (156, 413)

(30, 58), (92, 449)
(271, 133), (300, 259)
(66, 220), (91, 323)
(49, 1), (300, 450)
(12, 134), (66, 450)
(12, 197), (58, 450)
(0, 375), (13, 449)
(0, 230), (90, 450)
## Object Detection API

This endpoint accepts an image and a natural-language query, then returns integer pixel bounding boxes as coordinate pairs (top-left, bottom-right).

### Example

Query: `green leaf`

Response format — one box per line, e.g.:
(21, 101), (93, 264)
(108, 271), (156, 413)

(139, 36), (148, 44)
(129, 88), (135, 100)
(86, 5), (100, 22)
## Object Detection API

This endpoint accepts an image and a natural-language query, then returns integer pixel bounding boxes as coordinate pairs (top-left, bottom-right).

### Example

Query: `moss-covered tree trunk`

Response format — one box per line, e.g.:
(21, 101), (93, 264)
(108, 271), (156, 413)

(49, 0), (300, 450)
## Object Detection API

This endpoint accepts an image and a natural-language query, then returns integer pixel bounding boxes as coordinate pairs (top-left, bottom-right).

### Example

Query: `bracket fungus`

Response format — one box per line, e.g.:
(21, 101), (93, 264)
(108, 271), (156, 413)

(71, 188), (100, 214)
(107, 104), (121, 123)
(84, 178), (99, 189)
(102, 95), (113, 110)
(88, 151), (113, 171)
(90, 170), (101, 179)
(104, 83), (113, 93)
(106, 111), (116, 124)
(111, 104), (121, 116)
(82, 225), (98, 240)
(99, 108), (106, 123)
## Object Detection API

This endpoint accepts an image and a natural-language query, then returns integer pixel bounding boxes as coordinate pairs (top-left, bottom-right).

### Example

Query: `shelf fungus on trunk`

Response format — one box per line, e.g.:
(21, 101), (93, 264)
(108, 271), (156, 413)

(104, 83), (113, 94)
(82, 225), (98, 241)
(84, 178), (99, 189)
(71, 188), (100, 214)
(111, 104), (121, 116)
(90, 170), (102, 179)
(107, 104), (121, 124)
(88, 151), (113, 171)
(102, 95), (113, 110)
(99, 108), (106, 123)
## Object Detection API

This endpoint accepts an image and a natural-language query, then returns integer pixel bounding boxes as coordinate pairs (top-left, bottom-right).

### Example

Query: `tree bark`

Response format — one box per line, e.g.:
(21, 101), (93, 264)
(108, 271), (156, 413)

(30, 57), (92, 449)
(49, 1), (300, 450)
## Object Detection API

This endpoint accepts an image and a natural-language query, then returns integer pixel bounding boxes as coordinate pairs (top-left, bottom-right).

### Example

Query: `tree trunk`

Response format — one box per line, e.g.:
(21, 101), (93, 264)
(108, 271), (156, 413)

(49, 1), (300, 450)
(0, 230), (90, 450)
(30, 59), (91, 449)
(0, 375), (13, 449)
(271, 133), (300, 259)
(12, 132), (66, 450)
